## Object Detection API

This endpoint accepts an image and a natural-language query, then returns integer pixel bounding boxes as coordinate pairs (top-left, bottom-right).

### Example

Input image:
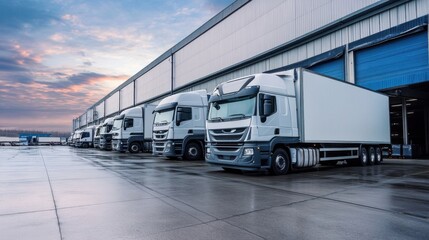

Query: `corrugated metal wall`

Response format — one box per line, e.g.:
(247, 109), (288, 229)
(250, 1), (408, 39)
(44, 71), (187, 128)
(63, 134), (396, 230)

(120, 82), (134, 110)
(73, 0), (429, 130)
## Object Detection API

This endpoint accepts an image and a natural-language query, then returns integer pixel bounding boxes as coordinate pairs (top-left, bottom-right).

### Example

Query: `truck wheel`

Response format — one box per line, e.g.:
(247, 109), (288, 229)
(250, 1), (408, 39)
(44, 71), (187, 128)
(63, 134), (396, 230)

(359, 147), (368, 166)
(82, 142), (89, 148)
(375, 147), (382, 165)
(129, 142), (141, 153)
(270, 148), (290, 175)
(184, 142), (203, 160)
(368, 147), (376, 165)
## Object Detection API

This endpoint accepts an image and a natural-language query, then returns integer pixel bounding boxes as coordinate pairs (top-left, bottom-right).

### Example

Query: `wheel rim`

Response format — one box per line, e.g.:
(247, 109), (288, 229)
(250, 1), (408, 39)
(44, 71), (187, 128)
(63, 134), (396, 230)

(131, 145), (139, 152)
(376, 149), (382, 162)
(188, 147), (198, 157)
(362, 149), (367, 163)
(370, 149), (375, 163)
(275, 155), (286, 170)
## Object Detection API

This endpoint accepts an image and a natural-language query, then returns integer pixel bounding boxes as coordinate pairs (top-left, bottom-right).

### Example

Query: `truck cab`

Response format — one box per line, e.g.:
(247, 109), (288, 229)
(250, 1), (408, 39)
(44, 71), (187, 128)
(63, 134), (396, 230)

(111, 105), (155, 153)
(75, 126), (95, 148)
(152, 90), (208, 160)
(99, 117), (114, 150)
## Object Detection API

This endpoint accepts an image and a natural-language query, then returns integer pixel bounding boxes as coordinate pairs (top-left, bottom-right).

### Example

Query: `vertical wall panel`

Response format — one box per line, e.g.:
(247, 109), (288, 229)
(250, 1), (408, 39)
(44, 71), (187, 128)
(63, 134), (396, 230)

(135, 58), (171, 103)
(95, 101), (105, 120)
(120, 82), (134, 110)
(105, 92), (120, 116)
(86, 109), (93, 124)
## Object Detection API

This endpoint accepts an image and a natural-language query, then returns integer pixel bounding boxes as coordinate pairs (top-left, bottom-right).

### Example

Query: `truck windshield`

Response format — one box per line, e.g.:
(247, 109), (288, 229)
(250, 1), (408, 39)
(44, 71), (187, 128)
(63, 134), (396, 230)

(154, 109), (175, 125)
(208, 97), (256, 121)
(112, 119), (123, 130)
(100, 124), (113, 134)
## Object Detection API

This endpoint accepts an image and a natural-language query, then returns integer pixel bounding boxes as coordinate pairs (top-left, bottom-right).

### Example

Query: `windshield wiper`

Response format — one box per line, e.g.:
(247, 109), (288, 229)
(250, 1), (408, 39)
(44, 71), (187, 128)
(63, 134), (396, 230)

(226, 113), (246, 119)
(210, 117), (223, 122)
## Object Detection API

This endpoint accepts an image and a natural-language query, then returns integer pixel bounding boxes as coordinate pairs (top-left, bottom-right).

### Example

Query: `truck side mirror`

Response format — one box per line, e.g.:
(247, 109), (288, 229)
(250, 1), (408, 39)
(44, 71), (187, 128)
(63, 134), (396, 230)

(124, 120), (129, 130)
(262, 95), (274, 116)
(176, 112), (183, 126)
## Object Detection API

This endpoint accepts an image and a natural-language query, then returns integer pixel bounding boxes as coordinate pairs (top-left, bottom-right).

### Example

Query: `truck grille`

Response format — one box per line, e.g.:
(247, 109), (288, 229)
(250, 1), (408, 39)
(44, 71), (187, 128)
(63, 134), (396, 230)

(209, 127), (248, 142)
(153, 130), (168, 140)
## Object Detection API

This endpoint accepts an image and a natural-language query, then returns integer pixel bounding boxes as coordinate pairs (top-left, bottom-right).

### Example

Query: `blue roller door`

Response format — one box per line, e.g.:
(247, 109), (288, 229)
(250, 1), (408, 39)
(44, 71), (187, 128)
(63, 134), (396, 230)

(355, 31), (429, 90)
(309, 57), (345, 81)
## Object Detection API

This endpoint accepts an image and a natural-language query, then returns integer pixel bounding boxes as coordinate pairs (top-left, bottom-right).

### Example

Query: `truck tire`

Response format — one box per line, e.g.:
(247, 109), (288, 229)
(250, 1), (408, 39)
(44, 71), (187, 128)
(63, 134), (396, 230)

(368, 147), (376, 165)
(359, 147), (368, 166)
(129, 142), (141, 153)
(82, 142), (89, 148)
(184, 142), (203, 160)
(270, 148), (290, 175)
(375, 147), (382, 165)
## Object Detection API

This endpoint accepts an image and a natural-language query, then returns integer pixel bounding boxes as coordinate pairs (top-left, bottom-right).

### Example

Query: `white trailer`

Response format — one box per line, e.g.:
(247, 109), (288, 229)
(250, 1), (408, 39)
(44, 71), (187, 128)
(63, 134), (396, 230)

(111, 105), (156, 153)
(38, 137), (62, 145)
(206, 68), (390, 175)
(0, 137), (20, 146)
(152, 90), (208, 160)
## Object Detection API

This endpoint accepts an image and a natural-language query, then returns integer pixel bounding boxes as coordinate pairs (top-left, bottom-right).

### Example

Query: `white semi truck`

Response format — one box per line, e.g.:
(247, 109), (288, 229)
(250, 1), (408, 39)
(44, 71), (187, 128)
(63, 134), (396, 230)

(152, 90), (208, 160)
(93, 124), (103, 148)
(205, 68), (390, 175)
(99, 117), (114, 150)
(75, 126), (95, 148)
(111, 105), (155, 153)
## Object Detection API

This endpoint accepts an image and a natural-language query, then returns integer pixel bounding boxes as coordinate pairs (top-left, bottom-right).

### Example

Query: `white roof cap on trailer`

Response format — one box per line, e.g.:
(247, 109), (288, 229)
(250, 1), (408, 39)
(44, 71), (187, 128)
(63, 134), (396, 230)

(158, 90), (208, 107)
(120, 106), (143, 118)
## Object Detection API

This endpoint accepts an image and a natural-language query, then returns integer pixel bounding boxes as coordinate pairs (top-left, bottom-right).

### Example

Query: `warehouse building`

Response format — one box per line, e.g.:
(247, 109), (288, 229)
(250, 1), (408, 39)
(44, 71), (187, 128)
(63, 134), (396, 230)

(73, 0), (429, 157)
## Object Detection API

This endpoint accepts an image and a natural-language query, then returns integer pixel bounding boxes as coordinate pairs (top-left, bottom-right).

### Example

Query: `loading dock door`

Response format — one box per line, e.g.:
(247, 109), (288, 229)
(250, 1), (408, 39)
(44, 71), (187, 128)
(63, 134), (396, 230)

(354, 31), (429, 90)
(309, 57), (345, 81)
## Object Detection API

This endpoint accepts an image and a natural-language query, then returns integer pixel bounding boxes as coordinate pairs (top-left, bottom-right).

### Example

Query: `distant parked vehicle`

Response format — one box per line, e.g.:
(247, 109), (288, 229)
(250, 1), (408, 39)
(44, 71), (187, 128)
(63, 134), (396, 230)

(75, 126), (95, 148)
(111, 105), (155, 153)
(99, 117), (115, 150)
(93, 124), (103, 148)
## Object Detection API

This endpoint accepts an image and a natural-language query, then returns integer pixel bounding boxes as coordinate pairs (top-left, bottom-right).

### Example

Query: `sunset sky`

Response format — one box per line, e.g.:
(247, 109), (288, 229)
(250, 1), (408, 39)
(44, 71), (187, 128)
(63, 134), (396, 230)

(0, 0), (234, 132)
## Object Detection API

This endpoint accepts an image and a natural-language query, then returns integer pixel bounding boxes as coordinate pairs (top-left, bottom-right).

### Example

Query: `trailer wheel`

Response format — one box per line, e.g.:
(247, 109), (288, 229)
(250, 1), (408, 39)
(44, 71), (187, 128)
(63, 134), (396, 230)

(184, 142), (203, 160)
(368, 147), (376, 165)
(129, 142), (141, 153)
(375, 147), (382, 165)
(359, 147), (368, 166)
(270, 148), (290, 175)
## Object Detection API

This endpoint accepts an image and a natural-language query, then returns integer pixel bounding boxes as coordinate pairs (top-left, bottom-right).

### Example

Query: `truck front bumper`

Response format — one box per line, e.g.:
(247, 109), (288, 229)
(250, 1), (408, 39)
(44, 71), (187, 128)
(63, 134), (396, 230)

(99, 138), (112, 150)
(153, 140), (182, 157)
(112, 139), (128, 152)
(205, 142), (269, 170)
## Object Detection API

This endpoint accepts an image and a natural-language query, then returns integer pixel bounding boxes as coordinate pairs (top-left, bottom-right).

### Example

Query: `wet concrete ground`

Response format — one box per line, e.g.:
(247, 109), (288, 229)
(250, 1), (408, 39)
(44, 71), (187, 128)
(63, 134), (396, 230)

(1, 146), (428, 240)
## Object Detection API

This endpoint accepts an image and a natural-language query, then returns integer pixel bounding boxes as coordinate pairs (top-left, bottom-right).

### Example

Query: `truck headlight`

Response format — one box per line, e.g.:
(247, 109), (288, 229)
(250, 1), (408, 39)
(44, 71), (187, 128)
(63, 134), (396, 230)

(243, 148), (254, 156)
(206, 148), (211, 154)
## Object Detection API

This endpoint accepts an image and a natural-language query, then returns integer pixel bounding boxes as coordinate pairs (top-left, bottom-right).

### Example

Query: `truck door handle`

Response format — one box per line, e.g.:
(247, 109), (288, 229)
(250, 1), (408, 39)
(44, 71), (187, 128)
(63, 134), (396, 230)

(274, 128), (279, 135)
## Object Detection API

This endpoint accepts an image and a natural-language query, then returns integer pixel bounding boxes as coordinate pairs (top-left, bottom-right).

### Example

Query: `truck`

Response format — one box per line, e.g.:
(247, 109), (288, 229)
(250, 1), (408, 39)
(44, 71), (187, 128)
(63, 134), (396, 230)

(99, 117), (114, 150)
(152, 90), (208, 160)
(93, 124), (102, 148)
(111, 105), (155, 153)
(205, 68), (390, 175)
(75, 126), (95, 148)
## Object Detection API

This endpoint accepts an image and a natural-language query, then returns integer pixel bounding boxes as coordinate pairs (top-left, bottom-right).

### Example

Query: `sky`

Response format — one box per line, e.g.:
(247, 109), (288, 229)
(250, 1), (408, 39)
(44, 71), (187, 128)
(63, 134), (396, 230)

(0, 0), (234, 132)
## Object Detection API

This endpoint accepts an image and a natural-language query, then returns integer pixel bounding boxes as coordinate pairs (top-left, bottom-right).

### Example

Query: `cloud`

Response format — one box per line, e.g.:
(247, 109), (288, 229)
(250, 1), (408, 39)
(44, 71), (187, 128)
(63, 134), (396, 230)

(0, 0), (235, 132)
